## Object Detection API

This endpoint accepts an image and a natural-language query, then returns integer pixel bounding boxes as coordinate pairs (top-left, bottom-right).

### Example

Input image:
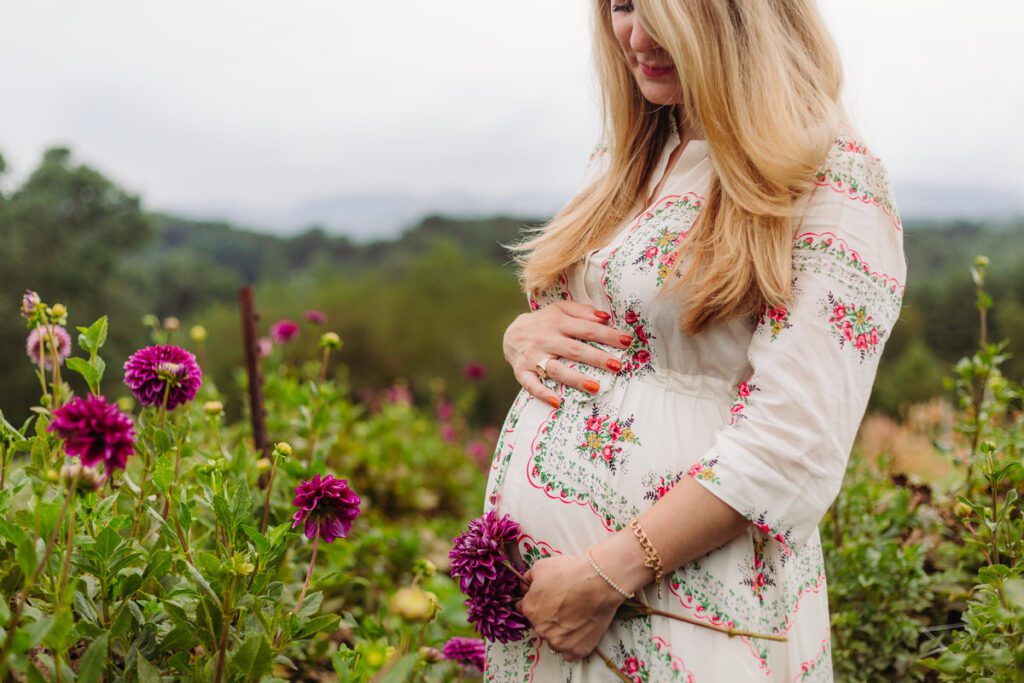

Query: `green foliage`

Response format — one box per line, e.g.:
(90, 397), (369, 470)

(0, 299), (492, 682)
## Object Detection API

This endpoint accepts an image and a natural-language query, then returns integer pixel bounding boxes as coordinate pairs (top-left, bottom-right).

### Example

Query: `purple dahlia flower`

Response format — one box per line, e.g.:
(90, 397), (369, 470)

(48, 394), (136, 478)
(123, 344), (203, 410)
(291, 474), (362, 543)
(448, 510), (522, 596)
(441, 636), (487, 672)
(270, 319), (299, 344)
(21, 290), (41, 319)
(304, 309), (326, 325)
(465, 592), (530, 643)
(26, 324), (72, 370)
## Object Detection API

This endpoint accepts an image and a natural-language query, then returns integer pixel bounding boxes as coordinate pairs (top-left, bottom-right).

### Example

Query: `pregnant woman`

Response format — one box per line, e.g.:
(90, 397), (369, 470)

(483, 0), (907, 680)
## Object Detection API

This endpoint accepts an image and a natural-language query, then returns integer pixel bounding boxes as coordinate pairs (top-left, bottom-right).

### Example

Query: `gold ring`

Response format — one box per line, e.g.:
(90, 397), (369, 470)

(535, 356), (553, 380)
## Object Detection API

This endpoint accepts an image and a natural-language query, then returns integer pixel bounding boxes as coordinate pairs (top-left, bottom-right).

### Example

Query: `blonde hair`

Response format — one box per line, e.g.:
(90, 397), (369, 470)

(506, 0), (848, 334)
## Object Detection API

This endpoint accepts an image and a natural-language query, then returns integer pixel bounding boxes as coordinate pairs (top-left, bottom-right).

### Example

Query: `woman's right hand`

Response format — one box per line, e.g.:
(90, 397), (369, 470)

(502, 301), (635, 408)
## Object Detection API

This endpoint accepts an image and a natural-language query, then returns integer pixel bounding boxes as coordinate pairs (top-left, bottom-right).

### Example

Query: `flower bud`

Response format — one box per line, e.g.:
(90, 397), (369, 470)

(46, 468), (60, 483)
(190, 325), (208, 342)
(384, 646), (396, 661)
(319, 331), (342, 350)
(203, 400), (224, 416)
(61, 462), (104, 492)
(419, 646), (443, 663)
(974, 255), (990, 269)
(49, 303), (68, 320)
(273, 442), (292, 458)
(389, 586), (438, 622)
(229, 552), (255, 576)
(413, 557), (437, 579)
(954, 501), (972, 518)
(162, 316), (180, 331)
(141, 314), (159, 328)
(117, 396), (135, 413)
(21, 290), (41, 319)
(256, 457), (272, 472)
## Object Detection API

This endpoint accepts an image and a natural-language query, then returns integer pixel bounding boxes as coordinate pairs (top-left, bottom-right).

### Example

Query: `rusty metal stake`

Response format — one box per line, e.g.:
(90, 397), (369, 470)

(239, 286), (270, 460)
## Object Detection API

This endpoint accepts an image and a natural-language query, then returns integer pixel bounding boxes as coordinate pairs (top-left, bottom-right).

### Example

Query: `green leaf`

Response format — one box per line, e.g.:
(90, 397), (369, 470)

(43, 608), (74, 650)
(77, 633), (110, 683)
(76, 316), (108, 354)
(17, 535), (37, 582)
(229, 633), (273, 680)
(66, 357), (100, 391)
(152, 451), (176, 494)
(294, 613), (340, 640)
(137, 654), (161, 683)
(240, 525), (269, 556)
(376, 653), (420, 683)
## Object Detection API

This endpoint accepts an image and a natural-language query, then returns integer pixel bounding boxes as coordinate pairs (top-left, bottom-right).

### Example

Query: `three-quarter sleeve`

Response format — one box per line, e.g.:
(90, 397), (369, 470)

(685, 138), (908, 556)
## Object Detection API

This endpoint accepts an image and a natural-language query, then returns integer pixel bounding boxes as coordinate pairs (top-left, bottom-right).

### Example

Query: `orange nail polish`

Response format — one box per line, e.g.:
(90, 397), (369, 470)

(546, 396), (560, 409)
(594, 310), (611, 321)
(583, 380), (600, 394)
(606, 358), (622, 372)
(620, 334), (634, 346)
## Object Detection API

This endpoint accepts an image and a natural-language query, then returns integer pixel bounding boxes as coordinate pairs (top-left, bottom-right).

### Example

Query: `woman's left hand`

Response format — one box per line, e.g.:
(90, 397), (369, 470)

(514, 554), (626, 662)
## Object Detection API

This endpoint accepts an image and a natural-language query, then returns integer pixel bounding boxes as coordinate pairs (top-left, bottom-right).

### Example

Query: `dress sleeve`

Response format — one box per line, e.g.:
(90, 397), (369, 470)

(685, 138), (908, 556)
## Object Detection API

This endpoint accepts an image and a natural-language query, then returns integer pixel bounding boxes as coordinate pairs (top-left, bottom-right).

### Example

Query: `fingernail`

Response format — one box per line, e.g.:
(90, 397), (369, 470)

(546, 396), (560, 409)
(620, 334), (634, 346)
(606, 358), (622, 373)
(583, 380), (600, 394)
(594, 310), (611, 321)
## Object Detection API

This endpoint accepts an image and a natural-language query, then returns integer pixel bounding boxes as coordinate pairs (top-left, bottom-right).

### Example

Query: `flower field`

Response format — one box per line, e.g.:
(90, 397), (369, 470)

(0, 254), (1021, 683)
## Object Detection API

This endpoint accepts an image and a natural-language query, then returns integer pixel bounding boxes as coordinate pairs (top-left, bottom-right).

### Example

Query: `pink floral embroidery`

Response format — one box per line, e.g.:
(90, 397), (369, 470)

(728, 378), (759, 426)
(642, 469), (685, 502)
(686, 456), (721, 485)
(620, 304), (657, 379)
(577, 407), (639, 474)
(755, 302), (793, 342)
(824, 292), (886, 361)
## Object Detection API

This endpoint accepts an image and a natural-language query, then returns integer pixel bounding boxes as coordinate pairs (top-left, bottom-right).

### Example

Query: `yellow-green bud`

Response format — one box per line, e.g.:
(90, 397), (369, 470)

(255, 457), (272, 472)
(190, 325), (208, 342)
(46, 468), (60, 483)
(364, 648), (387, 668)
(413, 557), (437, 579)
(141, 314), (159, 328)
(389, 586), (438, 621)
(273, 442), (292, 458)
(163, 316), (180, 331)
(49, 303), (67, 319)
(953, 501), (972, 518)
(229, 552), (255, 576)
(319, 331), (342, 350)
(117, 396), (135, 413)
(384, 646), (396, 661)
(974, 255), (990, 269)
(204, 400), (224, 416)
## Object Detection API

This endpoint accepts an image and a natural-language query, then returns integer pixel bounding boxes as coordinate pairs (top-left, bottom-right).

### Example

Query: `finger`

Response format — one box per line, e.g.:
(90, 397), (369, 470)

(561, 317), (635, 350)
(514, 368), (562, 409)
(552, 335), (625, 374)
(523, 567), (533, 581)
(514, 599), (524, 613)
(553, 300), (614, 324)
(542, 358), (601, 396)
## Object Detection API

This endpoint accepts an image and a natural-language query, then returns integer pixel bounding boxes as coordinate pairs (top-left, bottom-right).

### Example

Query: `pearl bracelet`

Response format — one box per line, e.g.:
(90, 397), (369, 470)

(586, 546), (635, 601)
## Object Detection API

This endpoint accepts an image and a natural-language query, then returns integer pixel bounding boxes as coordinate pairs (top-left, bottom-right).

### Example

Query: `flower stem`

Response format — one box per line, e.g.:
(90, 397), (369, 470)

(260, 454), (280, 534)
(591, 646), (633, 682)
(295, 528), (320, 613)
(213, 575), (236, 683)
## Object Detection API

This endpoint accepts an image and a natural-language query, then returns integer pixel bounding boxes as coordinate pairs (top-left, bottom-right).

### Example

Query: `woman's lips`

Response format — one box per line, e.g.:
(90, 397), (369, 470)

(639, 62), (674, 78)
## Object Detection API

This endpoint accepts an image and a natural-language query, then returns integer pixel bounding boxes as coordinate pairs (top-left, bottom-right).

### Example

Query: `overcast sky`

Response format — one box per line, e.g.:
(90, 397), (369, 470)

(1, 1), (1022, 227)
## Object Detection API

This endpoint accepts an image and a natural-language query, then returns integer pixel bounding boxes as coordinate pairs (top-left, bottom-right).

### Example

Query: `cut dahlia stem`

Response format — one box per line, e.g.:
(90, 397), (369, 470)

(593, 647), (632, 682)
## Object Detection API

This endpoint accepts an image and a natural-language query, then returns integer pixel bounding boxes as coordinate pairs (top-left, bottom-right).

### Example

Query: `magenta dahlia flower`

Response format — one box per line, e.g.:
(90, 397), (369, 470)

(291, 474), (362, 543)
(441, 636), (487, 672)
(270, 319), (299, 344)
(464, 362), (487, 381)
(123, 344), (203, 410)
(48, 394), (136, 478)
(466, 592), (530, 643)
(449, 510), (523, 596)
(304, 309), (326, 325)
(26, 324), (72, 370)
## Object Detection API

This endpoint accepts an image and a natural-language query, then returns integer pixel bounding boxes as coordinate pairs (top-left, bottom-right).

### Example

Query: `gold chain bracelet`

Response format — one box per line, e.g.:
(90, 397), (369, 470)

(629, 517), (665, 599)
(585, 546), (635, 601)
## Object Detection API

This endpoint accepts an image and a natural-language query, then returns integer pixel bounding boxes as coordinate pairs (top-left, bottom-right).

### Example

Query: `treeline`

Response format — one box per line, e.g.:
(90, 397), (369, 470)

(1, 146), (1022, 423)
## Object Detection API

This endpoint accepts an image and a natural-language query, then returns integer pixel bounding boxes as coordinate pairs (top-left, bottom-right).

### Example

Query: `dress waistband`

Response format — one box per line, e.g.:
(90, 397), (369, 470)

(634, 367), (736, 402)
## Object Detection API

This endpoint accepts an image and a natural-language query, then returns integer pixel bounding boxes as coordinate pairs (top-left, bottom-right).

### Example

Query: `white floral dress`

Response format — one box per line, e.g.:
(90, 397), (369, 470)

(482, 127), (907, 682)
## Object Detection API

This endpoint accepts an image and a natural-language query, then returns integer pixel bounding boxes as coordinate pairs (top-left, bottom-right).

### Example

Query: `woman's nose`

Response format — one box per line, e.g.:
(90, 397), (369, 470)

(629, 18), (659, 54)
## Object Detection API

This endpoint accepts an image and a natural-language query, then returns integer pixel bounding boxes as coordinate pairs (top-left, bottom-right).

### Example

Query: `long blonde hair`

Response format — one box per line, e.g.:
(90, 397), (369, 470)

(506, 0), (847, 334)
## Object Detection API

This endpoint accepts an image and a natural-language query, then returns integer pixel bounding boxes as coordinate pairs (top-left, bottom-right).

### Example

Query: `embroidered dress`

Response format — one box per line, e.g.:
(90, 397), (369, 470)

(482, 128), (907, 682)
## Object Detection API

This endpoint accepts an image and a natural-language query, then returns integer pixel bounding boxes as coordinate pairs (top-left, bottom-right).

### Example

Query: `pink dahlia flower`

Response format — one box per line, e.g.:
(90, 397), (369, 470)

(464, 362), (487, 381)
(48, 394), (136, 478)
(123, 344), (203, 409)
(304, 309), (326, 325)
(291, 473), (362, 543)
(26, 324), (72, 370)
